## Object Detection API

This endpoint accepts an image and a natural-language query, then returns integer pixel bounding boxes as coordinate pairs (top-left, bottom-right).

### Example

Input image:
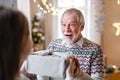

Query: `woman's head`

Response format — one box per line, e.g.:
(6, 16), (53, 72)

(0, 6), (33, 80)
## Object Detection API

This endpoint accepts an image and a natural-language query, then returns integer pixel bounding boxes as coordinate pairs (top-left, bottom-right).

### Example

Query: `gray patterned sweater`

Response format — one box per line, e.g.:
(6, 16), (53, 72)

(46, 38), (104, 80)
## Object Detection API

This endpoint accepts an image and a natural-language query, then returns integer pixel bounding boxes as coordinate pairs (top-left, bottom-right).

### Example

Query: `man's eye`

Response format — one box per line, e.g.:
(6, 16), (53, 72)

(61, 24), (66, 26)
(70, 23), (77, 27)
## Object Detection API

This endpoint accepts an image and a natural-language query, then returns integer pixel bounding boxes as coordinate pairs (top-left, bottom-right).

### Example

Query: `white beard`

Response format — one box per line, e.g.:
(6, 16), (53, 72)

(63, 32), (74, 45)
(63, 37), (79, 48)
(63, 31), (80, 44)
(63, 37), (73, 45)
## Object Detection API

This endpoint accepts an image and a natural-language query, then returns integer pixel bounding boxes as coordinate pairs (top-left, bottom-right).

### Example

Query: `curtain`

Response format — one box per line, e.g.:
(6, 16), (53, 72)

(90, 0), (105, 45)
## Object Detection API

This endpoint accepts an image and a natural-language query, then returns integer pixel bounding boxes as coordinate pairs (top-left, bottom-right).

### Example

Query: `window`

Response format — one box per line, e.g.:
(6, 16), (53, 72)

(56, 0), (91, 39)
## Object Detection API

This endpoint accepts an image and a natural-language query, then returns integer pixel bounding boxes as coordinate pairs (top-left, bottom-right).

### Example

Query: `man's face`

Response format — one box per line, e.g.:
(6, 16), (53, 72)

(61, 13), (83, 44)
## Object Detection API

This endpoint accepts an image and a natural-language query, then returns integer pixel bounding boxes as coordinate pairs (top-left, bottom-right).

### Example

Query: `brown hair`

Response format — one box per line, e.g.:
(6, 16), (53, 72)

(0, 6), (29, 80)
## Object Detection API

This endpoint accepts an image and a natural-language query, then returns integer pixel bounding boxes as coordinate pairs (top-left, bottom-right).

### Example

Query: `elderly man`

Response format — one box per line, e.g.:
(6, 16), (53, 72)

(25, 8), (104, 80)
(45, 8), (104, 80)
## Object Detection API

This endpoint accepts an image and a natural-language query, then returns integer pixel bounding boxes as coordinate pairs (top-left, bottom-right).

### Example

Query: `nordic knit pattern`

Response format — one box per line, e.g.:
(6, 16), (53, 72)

(47, 38), (104, 80)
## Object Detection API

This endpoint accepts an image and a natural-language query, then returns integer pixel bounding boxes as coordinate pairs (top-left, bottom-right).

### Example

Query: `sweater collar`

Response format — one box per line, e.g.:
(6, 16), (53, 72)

(62, 36), (84, 48)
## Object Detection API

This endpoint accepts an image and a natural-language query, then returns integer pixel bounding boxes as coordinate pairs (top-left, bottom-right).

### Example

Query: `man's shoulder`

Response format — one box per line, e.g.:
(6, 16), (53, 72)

(83, 38), (101, 48)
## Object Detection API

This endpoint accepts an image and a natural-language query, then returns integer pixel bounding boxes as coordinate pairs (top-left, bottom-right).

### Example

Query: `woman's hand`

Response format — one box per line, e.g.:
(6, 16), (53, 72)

(21, 66), (36, 79)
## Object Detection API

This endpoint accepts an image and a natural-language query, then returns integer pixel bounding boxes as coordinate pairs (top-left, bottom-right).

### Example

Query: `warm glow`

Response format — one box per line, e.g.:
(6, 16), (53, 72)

(49, 3), (52, 7)
(46, 5), (49, 9)
(112, 65), (117, 69)
(32, 0), (58, 15)
(113, 22), (120, 36)
(37, 4), (40, 8)
(117, 0), (120, 4)
(34, 0), (36, 3)
(43, 10), (47, 13)
(40, 7), (43, 10)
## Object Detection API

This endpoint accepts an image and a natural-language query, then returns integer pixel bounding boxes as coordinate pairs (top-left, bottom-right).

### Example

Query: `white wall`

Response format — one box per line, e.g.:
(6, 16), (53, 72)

(0, 0), (17, 9)
(43, 0), (58, 48)
(17, 0), (31, 29)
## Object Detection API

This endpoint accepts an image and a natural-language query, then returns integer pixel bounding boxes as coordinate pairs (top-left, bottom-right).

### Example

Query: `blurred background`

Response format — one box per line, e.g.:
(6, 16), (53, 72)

(0, 0), (120, 79)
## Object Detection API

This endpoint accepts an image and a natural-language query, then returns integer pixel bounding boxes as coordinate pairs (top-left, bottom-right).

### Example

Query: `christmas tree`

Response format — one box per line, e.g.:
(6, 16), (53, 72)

(32, 13), (45, 44)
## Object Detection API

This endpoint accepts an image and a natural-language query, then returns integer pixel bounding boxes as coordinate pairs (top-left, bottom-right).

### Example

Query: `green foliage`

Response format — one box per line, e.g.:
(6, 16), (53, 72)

(32, 15), (45, 44)
(105, 66), (115, 74)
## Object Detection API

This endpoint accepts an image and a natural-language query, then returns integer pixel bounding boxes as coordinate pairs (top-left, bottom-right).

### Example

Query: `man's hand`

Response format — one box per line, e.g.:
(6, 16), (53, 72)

(66, 56), (80, 79)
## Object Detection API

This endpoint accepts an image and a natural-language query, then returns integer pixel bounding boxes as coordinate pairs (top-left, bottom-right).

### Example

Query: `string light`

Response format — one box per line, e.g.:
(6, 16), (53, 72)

(32, 0), (58, 15)
(33, 0), (36, 3)
(40, 7), (43, 10)
(37, 4), (40, 8)
(49, 3), (52, 7)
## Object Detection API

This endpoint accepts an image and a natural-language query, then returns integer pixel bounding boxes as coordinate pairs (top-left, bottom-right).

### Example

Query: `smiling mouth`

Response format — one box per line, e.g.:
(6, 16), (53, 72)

(65, 34), (72, 36)
(64, 34), (73, 39)
(63, 32), (73, 38)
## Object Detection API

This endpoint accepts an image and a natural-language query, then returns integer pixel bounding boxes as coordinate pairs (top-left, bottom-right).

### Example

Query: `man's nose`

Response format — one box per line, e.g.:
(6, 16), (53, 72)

(65, 25), (71, 32)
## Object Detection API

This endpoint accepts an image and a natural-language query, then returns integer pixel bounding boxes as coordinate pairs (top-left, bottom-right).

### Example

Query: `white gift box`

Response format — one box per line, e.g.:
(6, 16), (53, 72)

(25, 50), (73, 78)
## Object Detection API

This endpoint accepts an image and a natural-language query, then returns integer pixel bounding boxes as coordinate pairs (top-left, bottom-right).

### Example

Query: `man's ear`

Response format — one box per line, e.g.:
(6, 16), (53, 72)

(80, 24), (84, 31)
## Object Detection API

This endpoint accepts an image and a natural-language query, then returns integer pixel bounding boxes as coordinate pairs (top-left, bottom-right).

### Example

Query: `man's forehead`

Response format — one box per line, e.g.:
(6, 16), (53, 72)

(61, 20), (77, 23)
(61, 16), (77, 23)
